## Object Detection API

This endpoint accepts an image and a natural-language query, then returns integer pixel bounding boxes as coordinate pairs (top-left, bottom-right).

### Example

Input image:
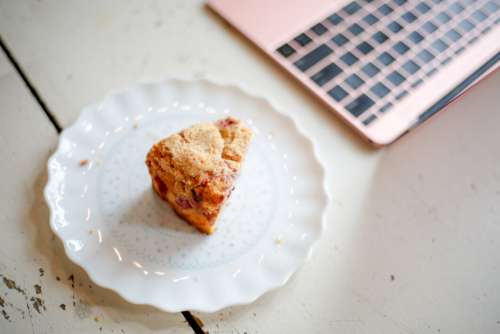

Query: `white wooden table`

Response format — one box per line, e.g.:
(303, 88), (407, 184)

(1, 1), (499, 333)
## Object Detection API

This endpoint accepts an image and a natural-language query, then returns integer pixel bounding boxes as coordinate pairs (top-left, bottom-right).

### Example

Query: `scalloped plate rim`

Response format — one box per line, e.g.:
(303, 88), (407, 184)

(43, 78), (328, 312)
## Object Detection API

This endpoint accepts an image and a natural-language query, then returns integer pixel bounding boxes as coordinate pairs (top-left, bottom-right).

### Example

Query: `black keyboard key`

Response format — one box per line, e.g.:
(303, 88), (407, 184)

(445, 29), (461, 42)
(402, 60), (420, 74)
(431, 39), (448, 52)
(345, 74), (364, 89)
(483, 1), (499, 13)
(346, 94), (374, 117)
(343, 1), (362, 15)
(380, 102), (393, 112)
(441, 57), (452, 65)
(409, 31), (425, 44)
(387, 71), (406, 86)
(362, 63), (380, 77)
(378, 51), (395, 65)
(295, 33), (312, 46)
(362, 114), (377, 126)
(388, 21), (403, 33)
(373, 31), (389, 44)
(426, 68), (437, 77)
(311, 63), (343, 86)
(332, 33), (349, 46)
(363, 13), (379, 25)
(422, 21), (438, 33)
(402, 11), (417, 23)
(348, 23), (364, 35)
(433, 0), (444, 3)
(357, 41), (374, 55)
(328, 85), (349, 102)
(468, 36), (479, 45)
(340, 51), (359, 65)
(378, 4), (394, 15)
(449, 2), (464, 14)
(395, 90), (408, 100)
(418, 49), (435, 63)
(416, 2), (431, 14)
(371, 82), (390, 97)
(312, 23), (328, 36)
(294, 44), (333, 71)
(328, 13), (344, 25)
(472, 10), (488, 22)
(393, 41), (410, 55)
(481, 26), (492, 35)
(277, 44), (296, 58)
(393, 0), (407, 6)
(436, 12), (451, 24)
(411, 79), (424, 89)
(459, 19), (474, 32)
(426, 68), (438, 77)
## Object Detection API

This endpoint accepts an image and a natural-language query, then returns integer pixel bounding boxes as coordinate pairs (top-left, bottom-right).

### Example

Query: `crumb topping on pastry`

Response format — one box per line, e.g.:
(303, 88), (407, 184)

(145, 117), (252, 234)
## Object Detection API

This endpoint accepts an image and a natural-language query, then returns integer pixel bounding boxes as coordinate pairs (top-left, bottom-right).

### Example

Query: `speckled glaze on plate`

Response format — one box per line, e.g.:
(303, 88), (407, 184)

(44, 79), (327, 312)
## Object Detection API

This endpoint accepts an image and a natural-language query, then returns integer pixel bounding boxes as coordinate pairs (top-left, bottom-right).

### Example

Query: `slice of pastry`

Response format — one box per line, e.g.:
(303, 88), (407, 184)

(145, 117), (252, 234)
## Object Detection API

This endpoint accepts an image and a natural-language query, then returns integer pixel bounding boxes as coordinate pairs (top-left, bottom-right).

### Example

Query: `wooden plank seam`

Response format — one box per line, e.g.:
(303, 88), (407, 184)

(0, 34), (62, 133)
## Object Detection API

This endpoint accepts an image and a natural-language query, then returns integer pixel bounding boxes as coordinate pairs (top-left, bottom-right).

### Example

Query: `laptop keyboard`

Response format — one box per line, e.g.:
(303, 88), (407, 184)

(276, 0), (499, 126)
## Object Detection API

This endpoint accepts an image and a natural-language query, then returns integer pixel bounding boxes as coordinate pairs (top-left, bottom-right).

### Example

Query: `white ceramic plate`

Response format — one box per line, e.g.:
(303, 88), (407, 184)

(44, 79), (327, 312)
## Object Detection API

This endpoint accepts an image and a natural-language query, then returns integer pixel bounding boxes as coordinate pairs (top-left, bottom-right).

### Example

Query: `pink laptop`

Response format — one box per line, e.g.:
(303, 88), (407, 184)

(207, 0), (499, 146)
